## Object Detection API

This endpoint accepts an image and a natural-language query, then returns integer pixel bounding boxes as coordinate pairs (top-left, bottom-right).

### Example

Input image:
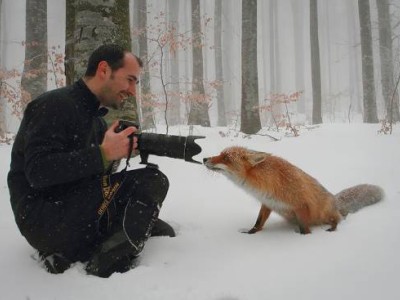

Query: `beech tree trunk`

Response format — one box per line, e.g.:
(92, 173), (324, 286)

(376, 0), (400, 122)
(135, 0), (154, 129)
(358, 0), (378, 123)
(188, 0), (210, 126)
(65, 0), (137, 124)
(240, 0), (261, 134)
(310, 0), (323, 124)
(21, 0), (47, 109)
(214, 0), (226, 126)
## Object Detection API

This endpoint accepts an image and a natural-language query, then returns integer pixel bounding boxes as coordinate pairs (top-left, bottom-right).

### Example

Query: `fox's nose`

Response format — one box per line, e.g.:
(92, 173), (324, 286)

(203, 157), (209, 164)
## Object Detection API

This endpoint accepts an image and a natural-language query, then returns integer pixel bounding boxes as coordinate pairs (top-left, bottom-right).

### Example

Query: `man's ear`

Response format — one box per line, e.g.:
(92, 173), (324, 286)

(97, 61), (110, 79)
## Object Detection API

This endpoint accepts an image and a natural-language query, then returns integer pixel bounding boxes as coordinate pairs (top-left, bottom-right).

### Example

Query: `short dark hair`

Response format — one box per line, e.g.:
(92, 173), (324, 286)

(84, 44), (143, 77)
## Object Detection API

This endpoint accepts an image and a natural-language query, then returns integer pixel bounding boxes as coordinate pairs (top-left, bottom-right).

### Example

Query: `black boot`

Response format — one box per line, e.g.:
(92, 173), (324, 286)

(151, 219), (176, 237)
(40, 252), (72, 274)
(86, 197), (162, 278)
(85, 230), (139, 278)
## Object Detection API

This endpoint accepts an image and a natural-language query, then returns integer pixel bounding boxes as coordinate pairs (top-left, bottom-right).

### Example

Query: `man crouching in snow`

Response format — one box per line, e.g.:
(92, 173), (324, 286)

(7, 44), (175, 278)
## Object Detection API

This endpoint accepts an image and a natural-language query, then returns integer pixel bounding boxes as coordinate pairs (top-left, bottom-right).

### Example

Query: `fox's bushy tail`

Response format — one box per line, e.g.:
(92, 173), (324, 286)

(335, 184), (384, 217)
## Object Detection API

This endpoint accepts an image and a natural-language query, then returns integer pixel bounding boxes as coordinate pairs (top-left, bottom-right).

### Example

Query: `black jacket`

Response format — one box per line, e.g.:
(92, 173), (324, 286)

(8, 79), (108, 233)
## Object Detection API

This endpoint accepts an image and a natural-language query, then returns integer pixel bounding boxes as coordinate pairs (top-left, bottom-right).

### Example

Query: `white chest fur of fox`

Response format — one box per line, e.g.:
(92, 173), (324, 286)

(203, 146), (384, 234)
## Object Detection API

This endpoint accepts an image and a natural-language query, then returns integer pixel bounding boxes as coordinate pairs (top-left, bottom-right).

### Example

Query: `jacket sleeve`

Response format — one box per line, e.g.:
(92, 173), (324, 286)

(23, 97), (105, 189)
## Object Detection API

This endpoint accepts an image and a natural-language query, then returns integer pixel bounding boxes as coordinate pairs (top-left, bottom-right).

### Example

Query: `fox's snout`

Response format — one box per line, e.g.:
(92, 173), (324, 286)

(203, 156), (223, 171)
(203, 156), (214, 168)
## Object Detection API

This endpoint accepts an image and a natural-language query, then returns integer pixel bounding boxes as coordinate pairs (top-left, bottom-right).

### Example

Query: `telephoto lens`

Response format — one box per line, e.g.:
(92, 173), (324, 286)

(115, 120), (204, 164)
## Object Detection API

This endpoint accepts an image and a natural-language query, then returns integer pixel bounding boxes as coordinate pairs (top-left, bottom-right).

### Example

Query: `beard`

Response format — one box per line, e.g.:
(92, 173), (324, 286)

(99, 87), (126, 110)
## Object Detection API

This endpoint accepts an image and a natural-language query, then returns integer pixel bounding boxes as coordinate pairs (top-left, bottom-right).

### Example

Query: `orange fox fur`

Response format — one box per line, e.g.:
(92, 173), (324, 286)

(203, 146), (384, 234)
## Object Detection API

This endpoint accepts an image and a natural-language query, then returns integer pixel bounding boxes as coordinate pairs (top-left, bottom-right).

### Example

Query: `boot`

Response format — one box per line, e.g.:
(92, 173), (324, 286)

(40, 252), (72, 274)
(86, 197), (161, 278)
(85, 230), (139, 278)
(151, 219), (176, 237)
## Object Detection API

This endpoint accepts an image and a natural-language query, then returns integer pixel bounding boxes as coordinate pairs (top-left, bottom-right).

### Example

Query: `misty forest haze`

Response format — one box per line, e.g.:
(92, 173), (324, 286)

(0, 0), (399, 138)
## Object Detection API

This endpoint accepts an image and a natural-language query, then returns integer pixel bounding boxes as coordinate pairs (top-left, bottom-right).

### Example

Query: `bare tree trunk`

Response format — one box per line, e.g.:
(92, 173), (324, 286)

(21, 0), (47, 110)
(221, 0), (237, 124)
(290, 0), (306, 114)
(65, 0), (137, 124)
(188, 0), (210, 126)
(65, 0), (75, 87)
(167, 0), (181, 126)
(241, 0), (261, 134)
(376, 0), (400, 122)
(358, 0), (378, 123)
(268, 0), (282, 125)
(347, 0), (362, 116)
(136, 0), (154, 129)
(273, 1), (281, 94)
(183, 0), (191, 96)
(0, 0), (5, 138)
(269, 0), (276, 95)
(323, 1), (333, 119)
(310, 0), (322, 124)
(215, 0), (226, 126)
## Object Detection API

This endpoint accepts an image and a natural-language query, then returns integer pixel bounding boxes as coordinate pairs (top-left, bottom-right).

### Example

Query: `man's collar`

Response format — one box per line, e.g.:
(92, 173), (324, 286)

(75, 79), (108, 116)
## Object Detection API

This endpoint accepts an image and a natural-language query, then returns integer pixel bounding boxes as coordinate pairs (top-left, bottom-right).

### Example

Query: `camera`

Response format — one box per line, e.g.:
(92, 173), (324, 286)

(115, 120), (205, 165)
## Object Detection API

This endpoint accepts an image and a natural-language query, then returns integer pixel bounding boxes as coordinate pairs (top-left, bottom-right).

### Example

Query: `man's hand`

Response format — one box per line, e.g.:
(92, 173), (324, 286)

(100, 121), (138, 161)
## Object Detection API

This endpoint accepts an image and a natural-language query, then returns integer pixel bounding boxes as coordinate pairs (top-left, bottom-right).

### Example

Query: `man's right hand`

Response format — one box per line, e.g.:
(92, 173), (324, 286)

(100, 121), (138, 161)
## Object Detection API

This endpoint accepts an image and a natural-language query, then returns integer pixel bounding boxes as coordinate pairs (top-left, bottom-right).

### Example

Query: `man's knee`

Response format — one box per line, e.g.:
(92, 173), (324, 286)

(146, 167), (169, 190)
(124, 167), (169, 205)
(144, 168), (169, 205)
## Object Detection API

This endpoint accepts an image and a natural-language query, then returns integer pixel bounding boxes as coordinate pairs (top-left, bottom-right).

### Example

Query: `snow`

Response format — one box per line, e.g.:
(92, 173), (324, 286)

(1, 123), (399, 300)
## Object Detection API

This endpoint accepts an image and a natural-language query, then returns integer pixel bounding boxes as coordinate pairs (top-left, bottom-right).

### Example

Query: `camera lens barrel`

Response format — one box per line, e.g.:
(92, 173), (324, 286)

(138, 133), (204, 164)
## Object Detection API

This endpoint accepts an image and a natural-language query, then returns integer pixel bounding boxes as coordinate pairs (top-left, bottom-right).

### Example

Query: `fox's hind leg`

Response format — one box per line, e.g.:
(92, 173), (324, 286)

(246, 204), (271, 234)
(326, 213), (341, 232)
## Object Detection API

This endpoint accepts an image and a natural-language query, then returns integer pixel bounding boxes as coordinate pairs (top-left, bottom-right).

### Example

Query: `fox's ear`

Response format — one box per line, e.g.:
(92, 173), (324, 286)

(248, 152), (267, 166)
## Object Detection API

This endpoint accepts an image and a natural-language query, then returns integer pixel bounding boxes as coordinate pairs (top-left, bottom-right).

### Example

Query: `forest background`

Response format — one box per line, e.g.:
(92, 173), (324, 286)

(1, 2), (400, 299)
(1, 0), (400, 139)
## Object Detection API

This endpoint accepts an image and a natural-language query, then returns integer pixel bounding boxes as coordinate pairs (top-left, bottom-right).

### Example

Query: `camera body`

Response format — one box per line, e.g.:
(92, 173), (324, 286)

(115, 120), (204, 165)
(115, 120), (139, 137)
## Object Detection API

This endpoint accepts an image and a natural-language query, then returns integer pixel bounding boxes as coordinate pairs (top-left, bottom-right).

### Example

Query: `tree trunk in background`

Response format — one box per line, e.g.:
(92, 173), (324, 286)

(214, 0), (226, 126)
(188, 0), (210, 126)
(273, 1), (281, 95)
(183, 0), (192, 118)
(166, 0), (181, 126)
(65, 0), (138, 124)
(136, 0), (154, 129)
(323, 1), (333, 119)
(0, 0), (5, 138)
(241, 0), (261, 134)
(376, 0), (400, 122)
(310, 0), (322, 124)
(20, 0), (47, 110)
(290, 0), (306, 114)
(358, 0), (378, 123)
(347, 0), (362, 117)
(269, 0), (276, 95)
(221, 0), (237, 125)
(65, 0), (75, 87)
(268, 0), (281, 125)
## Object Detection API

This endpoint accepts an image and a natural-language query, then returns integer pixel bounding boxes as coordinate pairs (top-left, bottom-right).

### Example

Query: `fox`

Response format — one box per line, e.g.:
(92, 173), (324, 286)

(203, 146), (384, 234)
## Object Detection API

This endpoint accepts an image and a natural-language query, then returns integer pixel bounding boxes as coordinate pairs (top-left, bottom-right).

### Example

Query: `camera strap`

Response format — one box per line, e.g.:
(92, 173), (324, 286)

(97, 175), (123, 218)
(124, 134), (134, 170)
(97, 135), (133, 220)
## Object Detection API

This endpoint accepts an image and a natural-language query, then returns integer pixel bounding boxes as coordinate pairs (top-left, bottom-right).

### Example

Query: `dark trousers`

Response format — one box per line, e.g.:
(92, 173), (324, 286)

(23, 167), (169, 262)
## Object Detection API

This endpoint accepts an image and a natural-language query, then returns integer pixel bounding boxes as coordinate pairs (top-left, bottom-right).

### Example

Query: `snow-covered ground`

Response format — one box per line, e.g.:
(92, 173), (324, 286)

(1, 123), (399, 300)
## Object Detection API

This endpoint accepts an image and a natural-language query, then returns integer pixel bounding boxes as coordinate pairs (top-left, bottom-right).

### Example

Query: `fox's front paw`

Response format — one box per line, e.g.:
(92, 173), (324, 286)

(240, 227), (259, 234)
